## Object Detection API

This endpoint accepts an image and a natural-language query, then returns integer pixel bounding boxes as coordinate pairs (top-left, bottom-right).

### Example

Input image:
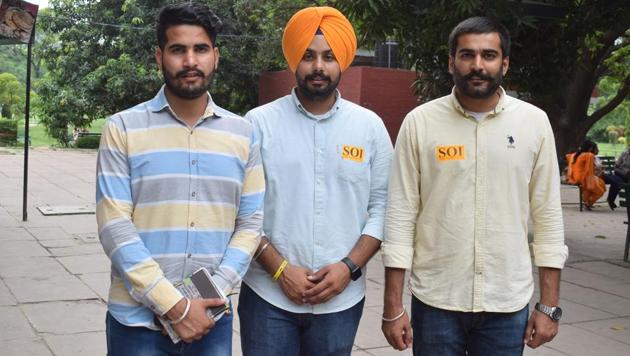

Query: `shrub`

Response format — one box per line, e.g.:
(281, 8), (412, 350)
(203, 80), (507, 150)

(75, 134), (101, 149)
(0, 118), (18, 146)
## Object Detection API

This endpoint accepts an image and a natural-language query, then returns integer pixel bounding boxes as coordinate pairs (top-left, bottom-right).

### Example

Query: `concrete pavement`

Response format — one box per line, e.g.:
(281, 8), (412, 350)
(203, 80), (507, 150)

(0, 147), (629, 355)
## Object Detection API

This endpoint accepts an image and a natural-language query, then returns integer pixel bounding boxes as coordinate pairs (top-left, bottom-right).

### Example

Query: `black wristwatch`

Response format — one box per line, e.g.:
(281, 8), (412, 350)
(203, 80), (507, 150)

(341, 257), (362, 281)
(535, 302), (563, 322)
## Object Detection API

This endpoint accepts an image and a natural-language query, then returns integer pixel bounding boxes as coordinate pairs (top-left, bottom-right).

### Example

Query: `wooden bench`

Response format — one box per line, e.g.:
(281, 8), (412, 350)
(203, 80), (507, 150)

(617, 183), (630, 262)
(566, 155), (616, 211)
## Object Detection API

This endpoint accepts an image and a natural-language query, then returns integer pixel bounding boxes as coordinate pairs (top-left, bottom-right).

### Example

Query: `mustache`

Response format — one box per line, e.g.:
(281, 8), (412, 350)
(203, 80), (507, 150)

(176, 69), (205, 79)
(464, 70), (493, 81)
(305, 72), (331, 82)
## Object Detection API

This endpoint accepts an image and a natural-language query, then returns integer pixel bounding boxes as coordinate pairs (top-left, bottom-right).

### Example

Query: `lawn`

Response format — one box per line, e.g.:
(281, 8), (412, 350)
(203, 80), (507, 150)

(14, 118), (107, 148)
(596, 142), (626, 158)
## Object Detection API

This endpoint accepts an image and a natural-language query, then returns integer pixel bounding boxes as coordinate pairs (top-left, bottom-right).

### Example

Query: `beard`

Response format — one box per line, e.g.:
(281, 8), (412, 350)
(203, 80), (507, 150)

(296, 70), (340, 102)
(453, 67), (503, 99)
(162, 66), (213, 100)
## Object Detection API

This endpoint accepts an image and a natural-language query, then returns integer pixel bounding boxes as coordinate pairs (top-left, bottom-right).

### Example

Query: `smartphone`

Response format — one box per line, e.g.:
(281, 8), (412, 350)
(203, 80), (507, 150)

(190, 268), (228, 320)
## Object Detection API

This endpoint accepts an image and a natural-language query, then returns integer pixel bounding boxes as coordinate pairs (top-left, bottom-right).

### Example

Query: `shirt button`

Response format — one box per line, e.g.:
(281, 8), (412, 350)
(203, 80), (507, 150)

(191, 192), (196, 197)
(191, 160), (197, 165)
(190, 222), (195, 227)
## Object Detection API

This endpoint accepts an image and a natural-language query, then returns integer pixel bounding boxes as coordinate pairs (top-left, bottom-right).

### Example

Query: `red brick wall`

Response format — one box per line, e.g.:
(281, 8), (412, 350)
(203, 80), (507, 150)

(258, 66), (418, 143)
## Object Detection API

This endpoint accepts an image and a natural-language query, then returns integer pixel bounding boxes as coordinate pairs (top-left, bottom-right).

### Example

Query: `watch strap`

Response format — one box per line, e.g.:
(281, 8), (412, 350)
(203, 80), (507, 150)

(341, 257), (361, 281)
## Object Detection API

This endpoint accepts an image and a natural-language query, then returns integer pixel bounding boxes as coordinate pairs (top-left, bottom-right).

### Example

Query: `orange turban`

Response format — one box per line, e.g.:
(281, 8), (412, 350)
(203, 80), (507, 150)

(282, 6), (357, 73)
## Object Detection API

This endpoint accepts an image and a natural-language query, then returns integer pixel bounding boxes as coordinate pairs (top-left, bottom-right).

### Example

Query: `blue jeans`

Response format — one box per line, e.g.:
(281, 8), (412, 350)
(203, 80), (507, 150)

(411, 297), (528, 356)
(106, 311), (232, 356)
(238, 283), (364, 356)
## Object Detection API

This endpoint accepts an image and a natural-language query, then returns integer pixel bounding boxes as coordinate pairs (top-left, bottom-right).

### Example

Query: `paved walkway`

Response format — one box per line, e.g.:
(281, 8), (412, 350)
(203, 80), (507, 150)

(1, 148), (629, 355)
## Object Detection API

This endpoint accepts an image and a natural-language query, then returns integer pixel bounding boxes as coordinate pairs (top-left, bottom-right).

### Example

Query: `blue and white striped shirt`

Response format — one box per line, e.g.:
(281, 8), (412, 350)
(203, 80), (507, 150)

(96, 86), (264, 328)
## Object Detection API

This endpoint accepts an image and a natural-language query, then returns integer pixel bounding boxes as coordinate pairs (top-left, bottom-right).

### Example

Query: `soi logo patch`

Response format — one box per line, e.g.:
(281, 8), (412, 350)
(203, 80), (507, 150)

(342, 145), (365, 162)
(436, 145), (465, 161)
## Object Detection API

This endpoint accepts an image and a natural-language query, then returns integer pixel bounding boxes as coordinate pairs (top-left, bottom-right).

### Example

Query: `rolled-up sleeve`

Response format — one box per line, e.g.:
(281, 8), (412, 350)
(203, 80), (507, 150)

(529, 119), (568, 268)
(382, 115), (421, 269)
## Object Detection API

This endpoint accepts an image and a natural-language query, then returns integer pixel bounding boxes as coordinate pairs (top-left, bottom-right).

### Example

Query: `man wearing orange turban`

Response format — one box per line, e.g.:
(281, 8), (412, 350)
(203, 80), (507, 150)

(282, 6), (357, 73)
(238, 6), (393, 356)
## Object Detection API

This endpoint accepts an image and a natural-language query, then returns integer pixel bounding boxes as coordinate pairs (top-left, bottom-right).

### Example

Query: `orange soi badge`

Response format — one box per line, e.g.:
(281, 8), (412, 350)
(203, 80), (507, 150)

(436, 145), (465, 161)
(342, 145), (365, 163)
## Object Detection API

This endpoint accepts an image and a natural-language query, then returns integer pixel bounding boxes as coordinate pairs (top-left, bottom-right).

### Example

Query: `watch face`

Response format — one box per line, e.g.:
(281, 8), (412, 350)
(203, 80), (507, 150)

(551, 307), (562, 321)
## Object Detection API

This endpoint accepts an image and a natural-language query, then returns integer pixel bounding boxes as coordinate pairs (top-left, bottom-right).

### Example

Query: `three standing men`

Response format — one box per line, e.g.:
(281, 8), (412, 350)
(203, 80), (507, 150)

(238, 6), (393, 356)
(381, 17), (568, 355)
(97, 3), (264, 355)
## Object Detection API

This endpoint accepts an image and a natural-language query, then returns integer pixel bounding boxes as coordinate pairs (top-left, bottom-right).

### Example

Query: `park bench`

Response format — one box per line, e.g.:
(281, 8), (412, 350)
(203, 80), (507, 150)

(617, 184), (630, 262)
(565, 155), (615, 212)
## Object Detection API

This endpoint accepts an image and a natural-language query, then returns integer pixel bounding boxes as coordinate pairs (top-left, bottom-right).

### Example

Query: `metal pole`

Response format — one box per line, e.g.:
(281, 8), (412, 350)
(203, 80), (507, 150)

(22, 33), (33, 221)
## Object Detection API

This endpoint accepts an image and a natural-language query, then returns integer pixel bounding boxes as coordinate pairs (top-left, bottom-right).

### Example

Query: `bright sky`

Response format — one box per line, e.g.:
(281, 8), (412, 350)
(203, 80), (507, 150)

(26, 0), (48, 8)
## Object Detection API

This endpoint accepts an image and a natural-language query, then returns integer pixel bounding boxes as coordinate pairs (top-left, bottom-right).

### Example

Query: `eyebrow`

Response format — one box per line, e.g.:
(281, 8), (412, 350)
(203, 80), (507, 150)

(167, 43), (212, 50)
(305, 48), (334, 54)
(458, 48), (500, 55)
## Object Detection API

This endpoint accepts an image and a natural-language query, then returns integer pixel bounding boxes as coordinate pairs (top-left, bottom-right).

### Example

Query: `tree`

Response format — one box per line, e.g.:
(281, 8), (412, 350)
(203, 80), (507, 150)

(37, 0), (315, 144)
(336, 0), (630, 155)
(0, 72), (25, 120)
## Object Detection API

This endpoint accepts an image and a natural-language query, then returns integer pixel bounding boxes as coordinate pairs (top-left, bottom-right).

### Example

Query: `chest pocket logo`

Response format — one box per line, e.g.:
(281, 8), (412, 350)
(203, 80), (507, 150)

(342, 145), (365, 163)
(436, 145), (465, 161)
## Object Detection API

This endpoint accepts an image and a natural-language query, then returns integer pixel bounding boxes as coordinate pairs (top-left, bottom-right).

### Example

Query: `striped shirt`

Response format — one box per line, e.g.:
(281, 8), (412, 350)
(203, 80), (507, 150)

(96, 86), (264, 328)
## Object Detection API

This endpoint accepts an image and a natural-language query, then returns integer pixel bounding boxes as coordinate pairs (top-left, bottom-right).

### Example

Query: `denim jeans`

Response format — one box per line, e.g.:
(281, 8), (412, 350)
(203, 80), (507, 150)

(106, 311), (232, 356)
(238, 283), (364, 356)
(411, 296), (529, 356)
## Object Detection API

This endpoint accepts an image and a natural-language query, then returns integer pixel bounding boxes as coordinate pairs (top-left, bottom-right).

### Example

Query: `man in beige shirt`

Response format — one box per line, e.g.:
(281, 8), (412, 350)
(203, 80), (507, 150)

(381, 17), (568, 355)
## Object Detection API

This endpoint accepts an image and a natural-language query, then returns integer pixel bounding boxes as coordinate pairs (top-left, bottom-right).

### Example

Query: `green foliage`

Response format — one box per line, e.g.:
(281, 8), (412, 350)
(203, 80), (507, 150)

(36, 0), (311, 145)
(0, 72), (25, 120)
(337, 0), (630, 153)
(75, 134), (101, 148)
(588, 75), (630, 143)
(0, 118), (18, 146)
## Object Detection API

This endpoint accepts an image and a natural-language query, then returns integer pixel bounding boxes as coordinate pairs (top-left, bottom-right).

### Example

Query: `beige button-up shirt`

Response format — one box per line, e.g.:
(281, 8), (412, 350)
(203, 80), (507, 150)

(383, 87), (568, 313)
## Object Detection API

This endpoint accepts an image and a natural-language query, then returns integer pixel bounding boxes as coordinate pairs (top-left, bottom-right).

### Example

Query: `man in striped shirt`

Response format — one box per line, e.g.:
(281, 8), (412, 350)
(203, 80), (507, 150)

(96, 4), (264, 355)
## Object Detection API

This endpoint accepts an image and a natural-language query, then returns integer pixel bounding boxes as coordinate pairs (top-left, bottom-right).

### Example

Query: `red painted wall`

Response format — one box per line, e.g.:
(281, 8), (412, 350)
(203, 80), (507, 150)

(258, 66), (418, 143)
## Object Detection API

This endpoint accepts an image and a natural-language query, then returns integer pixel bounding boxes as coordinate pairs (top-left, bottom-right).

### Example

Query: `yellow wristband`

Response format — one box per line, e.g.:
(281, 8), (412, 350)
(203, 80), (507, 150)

(272, 259), (288, 281)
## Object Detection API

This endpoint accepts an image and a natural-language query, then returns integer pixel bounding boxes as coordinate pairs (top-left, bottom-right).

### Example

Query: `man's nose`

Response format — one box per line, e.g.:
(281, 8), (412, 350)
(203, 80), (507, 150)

(183, 49), (197, 68)
(313, 55), (324, 71)
(471, 54), (483, 70)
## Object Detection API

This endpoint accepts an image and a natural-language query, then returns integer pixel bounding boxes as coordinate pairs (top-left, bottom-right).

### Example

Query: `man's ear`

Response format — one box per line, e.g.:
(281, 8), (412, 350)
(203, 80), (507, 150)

(448, 55), (454, 75)
(502, 56), (510, 76)
(155, 47), (163, 71)
(213, 46), (220, 70)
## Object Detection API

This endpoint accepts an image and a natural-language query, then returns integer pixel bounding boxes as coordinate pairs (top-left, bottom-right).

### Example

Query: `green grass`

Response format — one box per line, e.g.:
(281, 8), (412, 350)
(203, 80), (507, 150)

(596, 142), (626, 158)
(13, 118), (107, 148)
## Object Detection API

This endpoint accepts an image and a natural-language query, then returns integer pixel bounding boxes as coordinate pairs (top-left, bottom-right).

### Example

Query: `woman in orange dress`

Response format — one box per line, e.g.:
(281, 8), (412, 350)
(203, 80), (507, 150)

(566, 140), (606, 210)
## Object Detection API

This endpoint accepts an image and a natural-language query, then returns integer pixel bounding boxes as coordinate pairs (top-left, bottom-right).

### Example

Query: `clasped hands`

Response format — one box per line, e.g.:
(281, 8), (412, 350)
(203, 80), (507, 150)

(279, 262), (351, 305)
(164, 297), (227, 343)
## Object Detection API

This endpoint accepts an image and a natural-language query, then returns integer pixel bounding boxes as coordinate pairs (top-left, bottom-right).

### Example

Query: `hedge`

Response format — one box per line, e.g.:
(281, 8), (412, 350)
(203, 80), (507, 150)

(75, 134), (101, 149)
(0, 118), (18, 146)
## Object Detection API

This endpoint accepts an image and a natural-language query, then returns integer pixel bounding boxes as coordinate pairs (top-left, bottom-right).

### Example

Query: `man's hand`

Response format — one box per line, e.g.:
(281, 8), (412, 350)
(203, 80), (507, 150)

(302, 262), (351, 304)
(524, 310), (558, 348)
(381, 311), (412, 351)
(166, 298), (226, 343)
(278, 265), (316, 305)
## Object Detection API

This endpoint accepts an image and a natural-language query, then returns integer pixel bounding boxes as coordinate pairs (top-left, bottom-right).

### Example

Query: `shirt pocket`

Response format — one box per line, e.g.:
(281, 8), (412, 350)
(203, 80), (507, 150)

(336, 144), (370, 183)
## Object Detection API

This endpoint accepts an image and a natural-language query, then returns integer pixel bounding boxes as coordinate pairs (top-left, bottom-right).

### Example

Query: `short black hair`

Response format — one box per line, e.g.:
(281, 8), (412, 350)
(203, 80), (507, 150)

(156, 3), (223, 49)
(448, 17), (511, 58)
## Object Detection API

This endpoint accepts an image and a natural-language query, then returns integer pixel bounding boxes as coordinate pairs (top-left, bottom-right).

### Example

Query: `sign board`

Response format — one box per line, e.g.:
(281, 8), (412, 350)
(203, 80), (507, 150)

(0, 0), (38, 44)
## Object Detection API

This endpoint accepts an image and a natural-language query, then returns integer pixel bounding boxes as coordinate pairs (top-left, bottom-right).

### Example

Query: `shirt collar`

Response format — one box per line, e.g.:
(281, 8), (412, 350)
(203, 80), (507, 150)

(147, 85), (218, 121)
(450, 86), (507, 119)
(290, 87), (341, 121)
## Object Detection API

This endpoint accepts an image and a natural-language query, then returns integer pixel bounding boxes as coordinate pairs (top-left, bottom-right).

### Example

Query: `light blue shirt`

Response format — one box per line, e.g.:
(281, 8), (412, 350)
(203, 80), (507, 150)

(243, 89), (393, 313)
